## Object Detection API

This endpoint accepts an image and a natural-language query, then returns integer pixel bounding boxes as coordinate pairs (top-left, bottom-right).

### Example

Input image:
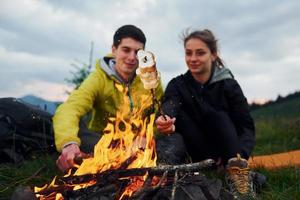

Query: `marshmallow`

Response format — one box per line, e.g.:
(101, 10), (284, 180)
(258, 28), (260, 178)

(136, 50), (160, 90)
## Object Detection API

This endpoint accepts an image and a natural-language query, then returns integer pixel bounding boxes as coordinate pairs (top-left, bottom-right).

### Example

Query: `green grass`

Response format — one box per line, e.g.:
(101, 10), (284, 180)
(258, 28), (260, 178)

(257, 167), (300, 200)
(0, 153), (60, 199)
(253, 118), (300, 155)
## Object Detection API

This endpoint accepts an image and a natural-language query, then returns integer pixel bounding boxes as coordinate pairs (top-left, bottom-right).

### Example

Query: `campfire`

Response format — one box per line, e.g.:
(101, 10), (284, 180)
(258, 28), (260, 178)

(30, 91), (218, 200)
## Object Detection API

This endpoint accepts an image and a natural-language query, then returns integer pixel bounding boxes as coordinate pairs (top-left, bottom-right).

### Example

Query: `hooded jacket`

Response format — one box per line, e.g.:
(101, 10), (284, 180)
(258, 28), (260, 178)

(53, 55), (163, 152)
(162, 65), (255, 159)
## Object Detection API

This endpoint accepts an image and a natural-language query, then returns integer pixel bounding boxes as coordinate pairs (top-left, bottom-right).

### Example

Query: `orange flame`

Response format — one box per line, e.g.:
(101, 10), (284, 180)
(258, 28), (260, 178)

(35, 91), (157, 199)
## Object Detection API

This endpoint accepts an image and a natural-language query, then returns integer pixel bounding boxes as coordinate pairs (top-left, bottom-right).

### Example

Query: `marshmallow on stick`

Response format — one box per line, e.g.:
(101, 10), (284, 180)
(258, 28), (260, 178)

(137, 50), (166, 119)
(136, 50), (160, 90)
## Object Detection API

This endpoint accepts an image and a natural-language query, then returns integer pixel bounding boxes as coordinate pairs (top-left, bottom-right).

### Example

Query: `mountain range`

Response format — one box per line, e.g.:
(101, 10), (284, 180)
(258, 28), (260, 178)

(20, 94), (60, 114)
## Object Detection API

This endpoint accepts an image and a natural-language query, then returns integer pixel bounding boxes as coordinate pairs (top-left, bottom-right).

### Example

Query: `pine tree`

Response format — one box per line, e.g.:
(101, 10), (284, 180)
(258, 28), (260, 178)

(65, 42), (94, 92)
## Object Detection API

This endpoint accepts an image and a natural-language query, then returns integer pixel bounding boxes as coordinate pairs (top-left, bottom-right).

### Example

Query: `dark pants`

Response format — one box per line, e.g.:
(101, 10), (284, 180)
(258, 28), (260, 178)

(78, 121), (101, 154)
(155, 133), (187, 165)
(177, 109), (242, 163)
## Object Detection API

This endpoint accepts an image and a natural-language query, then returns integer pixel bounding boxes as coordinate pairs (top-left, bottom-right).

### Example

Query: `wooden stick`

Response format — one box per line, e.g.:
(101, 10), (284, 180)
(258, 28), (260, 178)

(60, 159), (214, 185)
(131, 175), (153, 200)
(133, 171), (169, 200)
(151, 89), (167, 120)
(1, 165), (45, 193)
(69, 183), (120, 199)
(119, 153), (138, 170)
(170, 170), (178, 200)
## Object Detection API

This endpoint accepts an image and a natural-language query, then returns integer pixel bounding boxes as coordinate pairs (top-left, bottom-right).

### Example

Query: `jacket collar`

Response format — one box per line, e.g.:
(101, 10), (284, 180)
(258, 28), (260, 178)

(209, 64), (234, 84)
(185, 64), (233, 86)
(98, 54), (136, 84)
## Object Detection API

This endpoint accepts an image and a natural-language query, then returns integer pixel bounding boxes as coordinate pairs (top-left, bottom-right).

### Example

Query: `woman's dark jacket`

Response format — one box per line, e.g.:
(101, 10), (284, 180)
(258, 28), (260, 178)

(162, 66), (255, 159)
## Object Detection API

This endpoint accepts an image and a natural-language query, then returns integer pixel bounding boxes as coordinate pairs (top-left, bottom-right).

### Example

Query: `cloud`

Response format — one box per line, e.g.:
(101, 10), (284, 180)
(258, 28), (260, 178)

(0, 0), (115, 62)
(1, 79), (72, 102)
(0, 46), (70, 81)
(0, 46), (74, 101)
(0, 0), (300, 102)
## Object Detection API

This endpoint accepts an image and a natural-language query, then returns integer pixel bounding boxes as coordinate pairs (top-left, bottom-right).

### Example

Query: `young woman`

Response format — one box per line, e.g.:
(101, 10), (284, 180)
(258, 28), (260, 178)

(155, 29), (256, 198)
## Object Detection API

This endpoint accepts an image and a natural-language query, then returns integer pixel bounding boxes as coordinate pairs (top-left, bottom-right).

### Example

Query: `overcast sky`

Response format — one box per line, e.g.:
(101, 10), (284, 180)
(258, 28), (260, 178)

(1, 0), (300, 103)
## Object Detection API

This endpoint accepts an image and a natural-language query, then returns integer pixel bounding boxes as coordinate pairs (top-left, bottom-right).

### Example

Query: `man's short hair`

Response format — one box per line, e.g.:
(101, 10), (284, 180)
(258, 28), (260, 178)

(113, 25), (146, 47)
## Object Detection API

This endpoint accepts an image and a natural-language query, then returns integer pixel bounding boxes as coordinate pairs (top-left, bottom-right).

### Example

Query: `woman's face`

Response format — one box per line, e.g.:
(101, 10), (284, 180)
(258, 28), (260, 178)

(185, 38), (216, 75)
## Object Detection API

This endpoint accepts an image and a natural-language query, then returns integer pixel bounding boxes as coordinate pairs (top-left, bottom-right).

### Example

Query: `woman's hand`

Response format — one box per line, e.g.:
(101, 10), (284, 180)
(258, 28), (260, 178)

(155, 115), (176, 134)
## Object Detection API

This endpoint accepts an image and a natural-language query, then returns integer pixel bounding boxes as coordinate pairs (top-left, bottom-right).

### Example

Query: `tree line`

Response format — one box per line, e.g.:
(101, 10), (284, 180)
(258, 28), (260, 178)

(249, 91), (300, 111)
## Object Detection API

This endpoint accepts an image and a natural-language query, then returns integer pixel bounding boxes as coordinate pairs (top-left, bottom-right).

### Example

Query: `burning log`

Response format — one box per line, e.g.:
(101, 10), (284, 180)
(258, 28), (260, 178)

(131, 171), (168, 200)
(35, 159), (215, 198)
(60, 159), (214, 184)
(63, 181), (128, 200)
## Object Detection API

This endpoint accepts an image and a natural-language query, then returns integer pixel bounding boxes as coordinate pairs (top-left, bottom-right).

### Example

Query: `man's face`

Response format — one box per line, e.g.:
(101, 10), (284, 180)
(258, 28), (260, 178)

(112, 37), (144, 82)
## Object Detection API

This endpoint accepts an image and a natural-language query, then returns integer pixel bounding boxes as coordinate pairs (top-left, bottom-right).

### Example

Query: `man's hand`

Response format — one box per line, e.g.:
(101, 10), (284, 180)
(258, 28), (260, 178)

(155, 115), (176, 134)
(56, 143), (82, 172)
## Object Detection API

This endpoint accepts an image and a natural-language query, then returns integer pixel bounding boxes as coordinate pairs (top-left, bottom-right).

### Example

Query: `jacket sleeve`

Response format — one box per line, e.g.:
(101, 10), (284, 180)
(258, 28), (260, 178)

(225, 79), (256, 158)
(53, 70), (103, 152)
(161, 78), (182, 118)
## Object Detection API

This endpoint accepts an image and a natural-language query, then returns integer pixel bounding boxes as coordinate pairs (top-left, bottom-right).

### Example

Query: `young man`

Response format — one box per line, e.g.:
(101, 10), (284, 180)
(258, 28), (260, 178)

(54, 25), (163, 172)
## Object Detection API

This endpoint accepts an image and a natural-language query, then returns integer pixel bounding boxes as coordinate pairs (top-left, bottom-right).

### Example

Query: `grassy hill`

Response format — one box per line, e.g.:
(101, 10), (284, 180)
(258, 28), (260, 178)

(251, 96), (300, 120)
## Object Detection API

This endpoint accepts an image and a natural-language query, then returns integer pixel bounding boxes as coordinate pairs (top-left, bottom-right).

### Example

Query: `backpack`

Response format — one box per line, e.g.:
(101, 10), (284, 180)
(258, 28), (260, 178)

(0, 98), (56, 164)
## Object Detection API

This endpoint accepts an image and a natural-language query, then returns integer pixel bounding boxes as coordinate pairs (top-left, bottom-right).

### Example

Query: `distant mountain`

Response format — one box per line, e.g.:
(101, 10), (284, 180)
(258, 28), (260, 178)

(20, 95), (60, 114)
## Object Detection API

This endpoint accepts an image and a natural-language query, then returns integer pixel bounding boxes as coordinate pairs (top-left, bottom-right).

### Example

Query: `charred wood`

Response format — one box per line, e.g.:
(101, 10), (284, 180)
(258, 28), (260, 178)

(130, 174), (154, 200)
(132, 171), (168, 200)
(60, 159), (214, 185)
(170, 170), (178, 200)
(35, 159), (215, 198)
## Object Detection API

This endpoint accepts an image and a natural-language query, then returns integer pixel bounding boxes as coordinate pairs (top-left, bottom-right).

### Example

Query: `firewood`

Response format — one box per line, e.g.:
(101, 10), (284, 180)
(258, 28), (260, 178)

(170, 170), (178, 200)
(36, 159), (215, 197)
(132, 171), (168, 200)
(130, 174), (154, 199)
(59, 159), (214, 185)
(119, 153), (138, 170)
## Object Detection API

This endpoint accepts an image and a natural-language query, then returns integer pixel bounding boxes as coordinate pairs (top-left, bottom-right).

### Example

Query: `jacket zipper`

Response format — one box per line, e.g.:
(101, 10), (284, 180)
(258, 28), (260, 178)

(126, 83), (134, 112)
